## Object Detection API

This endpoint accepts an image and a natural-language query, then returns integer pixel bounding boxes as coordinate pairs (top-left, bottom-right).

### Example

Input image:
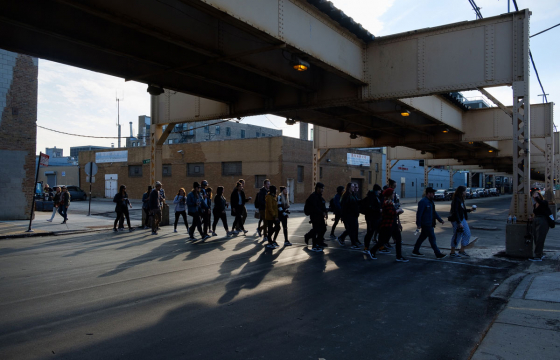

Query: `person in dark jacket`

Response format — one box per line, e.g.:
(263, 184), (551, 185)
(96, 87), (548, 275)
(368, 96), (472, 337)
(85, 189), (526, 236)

(412, 187), (446, 259)
(337, 183), (361, 249)
(236, 179), (252, 230)
(264, 186), (281, 249)
(200, 180), (212, 236)
(369, 188), (408, 261)
(363, 184), (383, 254)
(187, 182), (209, 240)
(46, 186), (62, 222)
(530, 188), (552, 261)
(142, 186), (152, 229)
(304, 182), (328, 252)
(449, 186), (473, 258)
(329, 185), (344, 238)
(231, 182), (248, 235)
(276, 186), (292, 246)
(173, 188), (189, 234)
(149, 181), (164, 235)
(58, 186), (71, 224)
(113, 184), (134, 232)
(212, 186), (232, 237)
(256, 179), (270, 239)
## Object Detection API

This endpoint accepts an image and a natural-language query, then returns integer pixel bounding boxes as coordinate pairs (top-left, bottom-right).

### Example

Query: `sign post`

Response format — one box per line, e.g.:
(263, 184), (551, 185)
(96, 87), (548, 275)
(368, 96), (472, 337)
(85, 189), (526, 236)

(84, 162), (98, 216)
(27, 152), (49, 232)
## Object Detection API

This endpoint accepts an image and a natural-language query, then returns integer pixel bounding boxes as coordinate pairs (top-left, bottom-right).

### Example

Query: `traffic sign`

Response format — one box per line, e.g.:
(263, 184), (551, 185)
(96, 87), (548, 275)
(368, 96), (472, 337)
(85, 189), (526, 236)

(86, 176), (96, 183)
(85, 162), (98, 176)
(143, 159), (150, 164)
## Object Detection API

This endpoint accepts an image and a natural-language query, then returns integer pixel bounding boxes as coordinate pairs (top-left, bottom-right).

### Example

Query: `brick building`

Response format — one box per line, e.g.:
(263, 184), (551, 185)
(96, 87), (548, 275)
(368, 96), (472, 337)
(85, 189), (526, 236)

(0, 49), (38, 220)
(79, 136), (381, 203)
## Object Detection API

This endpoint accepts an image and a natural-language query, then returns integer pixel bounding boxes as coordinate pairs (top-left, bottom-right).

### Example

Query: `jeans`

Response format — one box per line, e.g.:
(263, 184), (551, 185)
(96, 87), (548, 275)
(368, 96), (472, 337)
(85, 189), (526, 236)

(212, 211), (229, 232)
(174, 211), (189, 230)
(276, 215), (288, 242)
(189, 212), (205, 237)
(330, 213), (341, 235)
(451, 219), (471, 248)
(364, 216), (381, 249)
(48, 207), (58, 221)
(202, 210), (211, 235)
(115, 208), (131, 229)
(58, 205), (68, 221)
(413, 225), (441, 255)
(232, 208), (245, 232)
(340, 216), (359, 245)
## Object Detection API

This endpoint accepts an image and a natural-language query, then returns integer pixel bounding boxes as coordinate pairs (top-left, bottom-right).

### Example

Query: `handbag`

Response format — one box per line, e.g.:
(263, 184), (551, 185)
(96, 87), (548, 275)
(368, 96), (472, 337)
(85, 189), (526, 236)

(254, 210), (260, 219)
(547, 215), (556, 229)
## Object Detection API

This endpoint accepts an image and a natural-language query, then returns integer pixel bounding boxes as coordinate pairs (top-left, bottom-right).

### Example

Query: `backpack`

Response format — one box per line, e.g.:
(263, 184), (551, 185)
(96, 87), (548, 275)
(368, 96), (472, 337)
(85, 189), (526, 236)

(254, 192), (261, 209)
(329, 197), (335, 212)
(304, 195), (313, 216)
(359, 191), (374, 215)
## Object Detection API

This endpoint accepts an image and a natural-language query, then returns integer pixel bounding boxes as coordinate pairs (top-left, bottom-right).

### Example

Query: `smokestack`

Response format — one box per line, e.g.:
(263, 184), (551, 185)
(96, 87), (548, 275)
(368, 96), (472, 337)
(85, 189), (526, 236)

(129, 122), (133, 138)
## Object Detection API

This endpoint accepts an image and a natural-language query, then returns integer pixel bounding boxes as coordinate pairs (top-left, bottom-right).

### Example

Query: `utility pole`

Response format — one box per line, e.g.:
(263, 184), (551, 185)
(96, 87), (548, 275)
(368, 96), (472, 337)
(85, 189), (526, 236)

(116, 91), (124, 148)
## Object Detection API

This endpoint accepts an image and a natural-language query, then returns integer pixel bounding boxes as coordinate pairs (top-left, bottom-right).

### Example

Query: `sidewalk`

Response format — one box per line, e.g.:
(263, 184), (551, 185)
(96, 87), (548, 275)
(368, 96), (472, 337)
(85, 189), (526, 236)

(472, 261), (560, 359)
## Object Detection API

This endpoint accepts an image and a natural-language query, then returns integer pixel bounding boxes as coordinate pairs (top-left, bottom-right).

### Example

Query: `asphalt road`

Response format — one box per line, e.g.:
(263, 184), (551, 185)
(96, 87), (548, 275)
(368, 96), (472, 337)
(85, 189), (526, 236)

(1, 195), (552, 359)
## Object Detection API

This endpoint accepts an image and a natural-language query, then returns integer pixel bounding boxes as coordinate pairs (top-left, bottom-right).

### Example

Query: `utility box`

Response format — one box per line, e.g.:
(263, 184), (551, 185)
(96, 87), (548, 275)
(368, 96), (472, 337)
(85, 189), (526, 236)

(505, 223), (534, 258)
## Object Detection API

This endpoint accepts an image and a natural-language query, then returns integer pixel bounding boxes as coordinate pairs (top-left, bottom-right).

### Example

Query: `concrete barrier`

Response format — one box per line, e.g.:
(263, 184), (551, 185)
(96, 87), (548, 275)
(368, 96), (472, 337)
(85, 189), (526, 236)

(505, 223), (534, 258)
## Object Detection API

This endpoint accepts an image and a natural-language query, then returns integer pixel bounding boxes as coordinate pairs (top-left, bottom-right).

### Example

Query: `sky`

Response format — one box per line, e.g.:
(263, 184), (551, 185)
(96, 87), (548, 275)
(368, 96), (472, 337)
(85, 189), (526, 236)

(36, 0), (560, 155)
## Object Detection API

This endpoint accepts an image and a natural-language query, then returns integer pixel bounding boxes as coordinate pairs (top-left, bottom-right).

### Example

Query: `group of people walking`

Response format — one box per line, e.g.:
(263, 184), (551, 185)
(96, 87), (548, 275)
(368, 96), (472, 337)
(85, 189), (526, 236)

(44, 185), (71, 224)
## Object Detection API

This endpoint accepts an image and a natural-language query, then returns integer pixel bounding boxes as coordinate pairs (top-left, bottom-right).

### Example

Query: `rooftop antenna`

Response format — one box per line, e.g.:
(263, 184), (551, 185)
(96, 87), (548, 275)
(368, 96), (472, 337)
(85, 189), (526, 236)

(116, 90), (124, 148)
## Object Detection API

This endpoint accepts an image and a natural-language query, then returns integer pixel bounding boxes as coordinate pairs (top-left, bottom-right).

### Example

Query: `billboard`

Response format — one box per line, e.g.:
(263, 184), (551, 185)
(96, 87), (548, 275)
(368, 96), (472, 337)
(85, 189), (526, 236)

(95, 150), (128, 163)
(347, 153), (370, 166)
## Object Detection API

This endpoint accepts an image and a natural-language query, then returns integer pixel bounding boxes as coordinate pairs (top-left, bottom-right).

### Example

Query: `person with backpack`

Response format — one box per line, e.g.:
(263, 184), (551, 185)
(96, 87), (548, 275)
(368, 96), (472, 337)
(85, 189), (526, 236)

(336, 183), (361, 250)
(149, 181), (164, 235)
(113, 184), (134, 232)
(329, 185), (344, 239)
(276, 186), (292, 246)
(362, 184), (383, 255)
(142, 186), (153, 229)
(231, 181), (248, 235)
(369, 188), (408, 262)
(212, 186), (232, 237)
(59, 186), (71, 224)
(264, 186), (281, 249)
(412, 187), (446, 259)
(449, 186), (473, 258)
(173, 188), (189, 234)
(187, 182), (209, 240)
(303, 182), (328, 252)
(255, 179), (270, 239)
(529, 188), (553, 262)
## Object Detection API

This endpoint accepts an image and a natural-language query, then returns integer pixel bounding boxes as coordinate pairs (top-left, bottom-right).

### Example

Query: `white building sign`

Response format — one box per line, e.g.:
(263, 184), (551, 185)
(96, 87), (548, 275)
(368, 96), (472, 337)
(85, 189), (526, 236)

(347, 153), (370, 166)
(95, 150), (128, 163)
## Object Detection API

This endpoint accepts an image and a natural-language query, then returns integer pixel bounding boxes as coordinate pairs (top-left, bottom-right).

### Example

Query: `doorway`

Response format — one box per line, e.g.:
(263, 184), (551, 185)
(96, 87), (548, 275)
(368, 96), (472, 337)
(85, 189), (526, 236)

(287, 178), (295, 203)
(105, 174), (118, 198)
(351, 178), (364, 199)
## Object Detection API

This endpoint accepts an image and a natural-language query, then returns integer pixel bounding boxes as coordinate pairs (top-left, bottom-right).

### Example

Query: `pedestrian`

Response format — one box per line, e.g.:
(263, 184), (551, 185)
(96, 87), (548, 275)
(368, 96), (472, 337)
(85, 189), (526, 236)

(337, 183), (361, 250)
(449, 186), (473, 258)
(230, 181), (248, 235)
(187, 182), (209, 240)
(237, 179), (252, 230)
(206, 187), (213, 235)
(113, 185), (134, 232)
(265, 185), (281, 249)
(362, 184), (383, 255)
(142, 186), (153, 229)
(149, 182), (164, 235)
(529, 188), (553, 262)
(382, 179), (402, 251)
(201, 180), (212, 236)
(212, 186), (232, 237)
(276, 186), (292, 246)
(46, 186), (62, 222)
(303, 182), (328, 252)
(369, 188), (408, 262)
(58, 185), (71, 224)
(173, 188), (189, 233)
(412, 187), (447, 259)
(256, 179), (270, 240)
(329, 185), (344, 238)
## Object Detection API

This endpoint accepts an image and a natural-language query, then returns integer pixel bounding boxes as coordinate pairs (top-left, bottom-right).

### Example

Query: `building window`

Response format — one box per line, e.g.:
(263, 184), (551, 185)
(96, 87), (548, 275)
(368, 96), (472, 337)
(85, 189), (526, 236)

(419, 160), (425, 167)
(187, 163), (204, 176)
(297, 166), (304, 183)
(240, 130), (245, 139)
(226, 127), (231, 136)
(368, 171), (372, 184)
(262, 133), (266, 137)
(222, 161), (242, 176)
(360, 170), (364, 176)
(320, 167), (323, 179)
(255, 175), (267, 188)
(375, 163), (379, 172)
(256, 132), (260, 137)
(204, 124), (209, 133)
(412, 182), (415, 186)
(421, 183), (424, 188)
(215, 125), (220, 135)
(429, 183), (434, 188)
(128, 165), (142, 177)
(168, 139), (173, 144)
(189, 126), (194, 135)
(163, 165), (172, 177)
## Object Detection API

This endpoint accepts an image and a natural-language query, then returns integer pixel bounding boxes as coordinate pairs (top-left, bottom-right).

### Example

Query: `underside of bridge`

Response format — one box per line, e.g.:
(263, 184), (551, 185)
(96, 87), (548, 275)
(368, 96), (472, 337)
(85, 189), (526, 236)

(0, 0), (544, 222)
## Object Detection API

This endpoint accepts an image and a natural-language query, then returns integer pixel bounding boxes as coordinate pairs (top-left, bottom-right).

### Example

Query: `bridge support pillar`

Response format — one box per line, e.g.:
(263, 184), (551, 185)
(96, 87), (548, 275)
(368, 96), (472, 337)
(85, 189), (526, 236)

(149, 95), (174, 187)
(386, 158), (391, 186)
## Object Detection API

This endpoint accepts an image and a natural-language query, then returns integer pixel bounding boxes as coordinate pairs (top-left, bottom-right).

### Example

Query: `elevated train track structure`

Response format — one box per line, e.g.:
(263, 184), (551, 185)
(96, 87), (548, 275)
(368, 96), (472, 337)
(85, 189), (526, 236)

(0, 1), (551, 250)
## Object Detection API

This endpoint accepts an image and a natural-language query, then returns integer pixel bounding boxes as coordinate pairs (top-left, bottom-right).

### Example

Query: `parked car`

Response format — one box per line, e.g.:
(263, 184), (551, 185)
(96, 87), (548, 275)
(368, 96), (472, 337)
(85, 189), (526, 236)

(434, 189), (450, 201)
(466, 188), (478, 199)
(489, 188), (499, 196)
(475, 188), (486, 197)
(55, 185), (87, 200)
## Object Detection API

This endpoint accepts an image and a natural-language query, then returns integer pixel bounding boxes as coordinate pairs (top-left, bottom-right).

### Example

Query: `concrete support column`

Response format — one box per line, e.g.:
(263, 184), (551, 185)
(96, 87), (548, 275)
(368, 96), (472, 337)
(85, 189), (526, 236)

(449, 170), (454, 189)
(424, 161), (429, 189)
(492, 174), (496, 188)
(545, 135), (554, 203)
(386, 158), (391, 186)
(468, 172), (473, 188)
(312, 148), (320, 188)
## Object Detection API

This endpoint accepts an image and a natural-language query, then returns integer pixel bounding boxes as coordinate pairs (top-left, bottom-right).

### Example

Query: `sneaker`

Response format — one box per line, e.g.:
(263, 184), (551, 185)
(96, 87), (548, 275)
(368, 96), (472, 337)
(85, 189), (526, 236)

(263, 236), (268, 243)
(436, 253), (448, 259)
(378, 249), (391, 254)
(151, 231), (158, 235)
(528, 257), (542, 262)
(363, 250), (377, 260)
(273, 241), (280, 248)
(541, 255), (546, 260)
(61, 221), (66, 224)
(304, 234), (310, 245)
(113, 228), (118, 232)
(356, 241), (363, 247)
(212, 232), (217, 236)
(243, 230), (249, 235)
(128, 228), (135, 232)
(411, 251), (425, 257)
(311, 247), (323, 252)
(330, 234), (336, 239)
(227, 231), (233, 237)
(350, 245), (361, 250)
(188, 236), (196, 241)
(385, 243), (393, 249)
(319, 241), (329, 248)
(450, 253), (461, 258)
(284, 241), (292, 246)
(174, 229), (178, 233)
(266, 243), (275, 249)
(118, 228), (125, 232)
(46, 219), (52, 222)
(396, 257), (409, 263)
(458, 251), (470, 257)
(337, 237), (344, 246)
(202, 234), (211, 240)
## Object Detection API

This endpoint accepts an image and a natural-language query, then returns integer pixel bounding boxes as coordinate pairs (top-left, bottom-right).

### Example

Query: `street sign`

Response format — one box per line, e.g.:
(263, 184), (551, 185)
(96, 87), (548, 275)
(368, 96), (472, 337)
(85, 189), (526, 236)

(84, 162), (98, 176)
(39, 153), (49, 167)
(86, 176), (96, 183)
(143, 159), (150, 164)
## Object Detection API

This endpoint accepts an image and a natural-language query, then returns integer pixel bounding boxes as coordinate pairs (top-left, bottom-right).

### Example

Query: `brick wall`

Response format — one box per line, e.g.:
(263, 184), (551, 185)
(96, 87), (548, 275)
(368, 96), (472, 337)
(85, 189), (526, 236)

(0, 50), (38, 219)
